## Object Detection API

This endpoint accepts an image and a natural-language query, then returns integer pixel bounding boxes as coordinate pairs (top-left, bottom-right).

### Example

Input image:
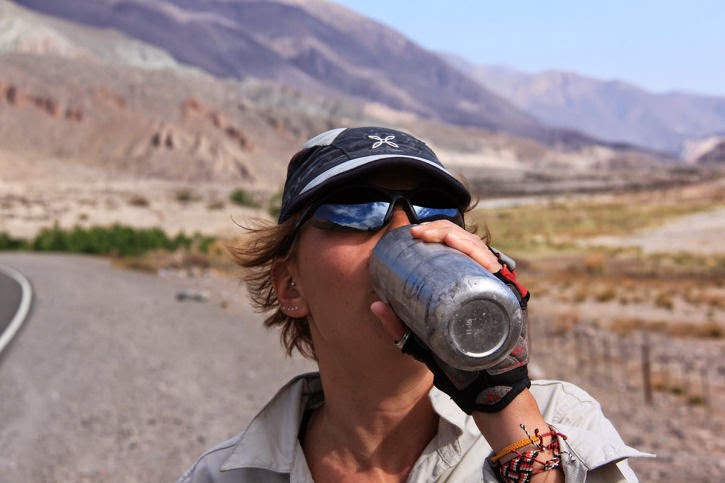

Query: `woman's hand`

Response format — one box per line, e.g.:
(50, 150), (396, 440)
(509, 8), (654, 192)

(372, 221), (531, 414)
(409, 221), (503, 273)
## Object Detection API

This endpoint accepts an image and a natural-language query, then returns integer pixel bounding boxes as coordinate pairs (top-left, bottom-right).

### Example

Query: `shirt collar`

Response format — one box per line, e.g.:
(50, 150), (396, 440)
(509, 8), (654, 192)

(221, 373), (322, 473)
(220, 372), (478, 474)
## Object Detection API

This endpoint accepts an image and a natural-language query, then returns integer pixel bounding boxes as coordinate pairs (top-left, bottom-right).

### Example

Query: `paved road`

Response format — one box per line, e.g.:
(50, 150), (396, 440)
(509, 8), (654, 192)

(0, 253), (315, 483)
(0, 264), (32, 356)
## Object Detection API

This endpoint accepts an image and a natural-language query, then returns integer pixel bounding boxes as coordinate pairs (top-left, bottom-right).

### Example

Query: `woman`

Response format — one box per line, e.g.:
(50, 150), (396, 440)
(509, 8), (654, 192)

(179, 126), (647, 482)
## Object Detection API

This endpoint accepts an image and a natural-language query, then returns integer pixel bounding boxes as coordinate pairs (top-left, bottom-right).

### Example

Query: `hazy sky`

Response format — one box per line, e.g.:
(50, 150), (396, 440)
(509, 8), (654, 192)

(334, 0), (725, 97)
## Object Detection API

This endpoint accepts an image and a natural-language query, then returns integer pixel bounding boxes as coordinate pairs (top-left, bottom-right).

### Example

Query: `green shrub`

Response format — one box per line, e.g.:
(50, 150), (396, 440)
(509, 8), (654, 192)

(0, 232), (26, 250)
(32, 224), (160, 256)
(176, 189), (199, 203)
(229, 188), (259, 207)
(1, 225), (219, 265)
(25, 224), (218, 257)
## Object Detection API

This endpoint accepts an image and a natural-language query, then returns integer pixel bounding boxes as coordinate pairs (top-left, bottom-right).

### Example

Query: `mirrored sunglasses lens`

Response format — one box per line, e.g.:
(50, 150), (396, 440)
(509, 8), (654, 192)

(413, 206), (463, 225)
(312, 201), (390, 231)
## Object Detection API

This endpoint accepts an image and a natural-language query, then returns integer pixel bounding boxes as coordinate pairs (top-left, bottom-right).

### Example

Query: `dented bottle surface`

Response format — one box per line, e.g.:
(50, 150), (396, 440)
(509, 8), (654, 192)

(369, 226), (523, 371)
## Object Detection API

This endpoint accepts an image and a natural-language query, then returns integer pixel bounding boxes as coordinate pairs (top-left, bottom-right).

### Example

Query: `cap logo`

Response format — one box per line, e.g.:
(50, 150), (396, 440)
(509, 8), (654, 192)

(368, 135), (398, 149)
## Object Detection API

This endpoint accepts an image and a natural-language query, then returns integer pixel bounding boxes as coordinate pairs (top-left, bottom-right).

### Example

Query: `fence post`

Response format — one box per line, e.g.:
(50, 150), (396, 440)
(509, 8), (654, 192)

(573, 331), (584, 383)
(701, 367), (710, 410)
(641, 332), (653, 405)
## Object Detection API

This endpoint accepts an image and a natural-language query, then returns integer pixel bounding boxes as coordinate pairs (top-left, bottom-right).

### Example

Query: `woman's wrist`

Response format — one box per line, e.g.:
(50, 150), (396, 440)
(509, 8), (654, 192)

(473, 388), (565, 482)
(472, 388), (547, 452)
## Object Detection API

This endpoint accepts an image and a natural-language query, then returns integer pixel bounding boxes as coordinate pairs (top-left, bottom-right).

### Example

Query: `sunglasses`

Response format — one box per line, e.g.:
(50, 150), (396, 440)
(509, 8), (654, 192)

(298, 186), (465, 233)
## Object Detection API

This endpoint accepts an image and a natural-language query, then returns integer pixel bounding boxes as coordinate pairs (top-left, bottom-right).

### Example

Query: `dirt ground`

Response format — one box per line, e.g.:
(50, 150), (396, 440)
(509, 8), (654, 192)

(584, 205), (725, 255)
(0, 170), (262, 241)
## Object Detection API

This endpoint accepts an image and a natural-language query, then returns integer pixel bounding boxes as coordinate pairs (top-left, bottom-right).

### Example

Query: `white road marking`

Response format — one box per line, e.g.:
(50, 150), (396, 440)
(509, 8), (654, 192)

(0, 264), (33, 355)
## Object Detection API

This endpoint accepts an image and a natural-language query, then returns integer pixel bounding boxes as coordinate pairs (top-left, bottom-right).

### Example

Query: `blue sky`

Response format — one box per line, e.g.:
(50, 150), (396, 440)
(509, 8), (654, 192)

(334, 1), (725, 97)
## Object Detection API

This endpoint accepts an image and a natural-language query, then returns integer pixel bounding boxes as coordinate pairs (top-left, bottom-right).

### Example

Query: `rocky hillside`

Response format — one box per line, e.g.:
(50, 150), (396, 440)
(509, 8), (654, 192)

(10, 0), (613, 147)
(0, 51), (349, 189)
(0, 0), (364, 190)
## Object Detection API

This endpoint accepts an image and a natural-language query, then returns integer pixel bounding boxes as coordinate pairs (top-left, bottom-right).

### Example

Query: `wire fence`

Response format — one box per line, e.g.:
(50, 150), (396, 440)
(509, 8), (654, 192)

(528, 315), (724, 411)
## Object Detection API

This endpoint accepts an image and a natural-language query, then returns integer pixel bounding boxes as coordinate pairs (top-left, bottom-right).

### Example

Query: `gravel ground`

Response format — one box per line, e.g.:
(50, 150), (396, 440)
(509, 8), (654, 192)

(0, 252), (315, 483)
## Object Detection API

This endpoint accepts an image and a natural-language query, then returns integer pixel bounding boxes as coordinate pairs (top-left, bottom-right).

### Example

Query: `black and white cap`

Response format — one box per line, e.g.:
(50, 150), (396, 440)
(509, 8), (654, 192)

(277, 126), (471, 223)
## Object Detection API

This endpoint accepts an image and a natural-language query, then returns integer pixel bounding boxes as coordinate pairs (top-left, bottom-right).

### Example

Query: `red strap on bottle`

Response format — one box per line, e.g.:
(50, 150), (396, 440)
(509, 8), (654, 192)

(497, 264), (529, 301)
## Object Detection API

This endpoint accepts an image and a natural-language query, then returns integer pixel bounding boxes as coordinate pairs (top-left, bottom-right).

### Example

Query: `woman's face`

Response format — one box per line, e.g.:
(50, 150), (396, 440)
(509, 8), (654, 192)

(287, 169), (436, 372)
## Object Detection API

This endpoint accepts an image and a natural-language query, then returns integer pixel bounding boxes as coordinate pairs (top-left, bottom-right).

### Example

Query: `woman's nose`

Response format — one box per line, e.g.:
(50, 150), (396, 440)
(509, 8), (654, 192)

(388, 203), (414, 230)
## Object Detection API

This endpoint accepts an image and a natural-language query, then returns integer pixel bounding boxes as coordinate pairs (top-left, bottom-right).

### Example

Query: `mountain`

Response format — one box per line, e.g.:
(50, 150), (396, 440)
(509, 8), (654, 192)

(9, 0), (602, 146)
(684, 136), (725, 164)
(1, 0), (700, 208)
(0, 0), (180, 68)
(0, 0), (374, 190)
(447, 58), (725, 155)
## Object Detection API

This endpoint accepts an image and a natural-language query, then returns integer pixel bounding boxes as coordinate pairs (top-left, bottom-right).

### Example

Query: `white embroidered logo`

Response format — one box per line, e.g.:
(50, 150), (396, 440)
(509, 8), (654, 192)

(368, 135), (398, 149)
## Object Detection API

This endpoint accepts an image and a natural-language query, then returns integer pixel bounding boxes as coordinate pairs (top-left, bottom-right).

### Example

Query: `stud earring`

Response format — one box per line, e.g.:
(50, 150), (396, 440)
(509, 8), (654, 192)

(289, 280), (296, 287)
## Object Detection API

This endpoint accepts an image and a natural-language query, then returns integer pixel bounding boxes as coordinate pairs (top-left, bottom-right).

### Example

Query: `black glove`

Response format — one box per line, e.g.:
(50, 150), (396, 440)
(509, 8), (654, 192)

(400, 257), (531, 414)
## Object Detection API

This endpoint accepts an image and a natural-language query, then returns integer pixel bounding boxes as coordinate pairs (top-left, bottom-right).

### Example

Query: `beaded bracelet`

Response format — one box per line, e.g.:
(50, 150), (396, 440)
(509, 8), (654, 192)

(491, 426), (568, 483)
(490, 429), (560, 463)
(498, 437), (563, 482)
(490, 435), (542, 463)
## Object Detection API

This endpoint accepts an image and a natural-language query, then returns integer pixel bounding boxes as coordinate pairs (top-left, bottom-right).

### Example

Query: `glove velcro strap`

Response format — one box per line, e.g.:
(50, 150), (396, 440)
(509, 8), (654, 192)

(471, 366), (531, 413)
(408, 334), (531, 414)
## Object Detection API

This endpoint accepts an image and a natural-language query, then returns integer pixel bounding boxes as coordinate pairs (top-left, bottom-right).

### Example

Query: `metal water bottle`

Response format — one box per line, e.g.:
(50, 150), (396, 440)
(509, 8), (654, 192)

(369, 226), (524, 371)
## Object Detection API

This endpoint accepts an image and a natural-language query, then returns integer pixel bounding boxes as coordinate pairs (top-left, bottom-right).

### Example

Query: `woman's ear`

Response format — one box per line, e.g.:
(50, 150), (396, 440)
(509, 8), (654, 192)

(272, 260), (308, 317)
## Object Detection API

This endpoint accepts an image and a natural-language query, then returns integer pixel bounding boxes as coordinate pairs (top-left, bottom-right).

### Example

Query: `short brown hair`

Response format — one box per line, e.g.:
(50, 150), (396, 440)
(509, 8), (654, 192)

(229, 211), (317, 359)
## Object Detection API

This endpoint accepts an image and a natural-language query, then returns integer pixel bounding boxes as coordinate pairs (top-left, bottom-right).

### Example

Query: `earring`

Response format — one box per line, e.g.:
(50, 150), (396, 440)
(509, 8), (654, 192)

(280, 280), (299, 313)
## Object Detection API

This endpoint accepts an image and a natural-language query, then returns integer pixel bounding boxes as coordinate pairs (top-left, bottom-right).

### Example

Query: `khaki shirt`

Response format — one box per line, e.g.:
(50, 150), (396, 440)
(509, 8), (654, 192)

(179, 373), (649, 482)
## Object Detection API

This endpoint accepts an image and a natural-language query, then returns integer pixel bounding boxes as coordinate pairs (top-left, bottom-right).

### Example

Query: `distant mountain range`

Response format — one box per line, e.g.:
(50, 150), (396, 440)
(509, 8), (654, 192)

(447, 58), (725, 155)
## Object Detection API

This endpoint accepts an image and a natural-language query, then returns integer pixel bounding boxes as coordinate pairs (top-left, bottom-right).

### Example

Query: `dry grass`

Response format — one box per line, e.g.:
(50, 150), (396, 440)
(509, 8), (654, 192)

(112, 240), (236, 275)
(469, 186), (724, 254)
(471, 182), (725, 340)
(608, 317), (723, 338)
(524, 262), (724, 339)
